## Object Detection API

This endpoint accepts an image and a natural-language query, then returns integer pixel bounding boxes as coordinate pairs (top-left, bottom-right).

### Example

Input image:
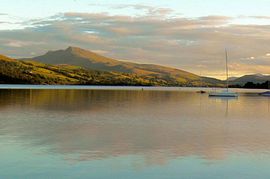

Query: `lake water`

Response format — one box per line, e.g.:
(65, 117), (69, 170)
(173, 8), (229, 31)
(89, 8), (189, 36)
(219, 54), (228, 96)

(0, 86), (269, 178)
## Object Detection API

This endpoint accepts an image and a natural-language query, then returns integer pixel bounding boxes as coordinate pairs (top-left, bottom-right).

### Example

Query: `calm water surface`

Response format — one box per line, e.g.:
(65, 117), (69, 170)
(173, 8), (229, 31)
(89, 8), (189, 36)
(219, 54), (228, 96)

(0, 87), (270, 178)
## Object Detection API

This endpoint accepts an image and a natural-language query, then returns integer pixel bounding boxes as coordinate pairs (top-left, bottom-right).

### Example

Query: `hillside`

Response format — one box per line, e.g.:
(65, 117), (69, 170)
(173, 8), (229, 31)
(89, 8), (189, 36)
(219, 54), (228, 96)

(7, 47), (270, 87)
(0, 55), (157, 85)
(230, 74), (270, 86)
(0, 54), (221, 86)
(29, 46), (222, 86)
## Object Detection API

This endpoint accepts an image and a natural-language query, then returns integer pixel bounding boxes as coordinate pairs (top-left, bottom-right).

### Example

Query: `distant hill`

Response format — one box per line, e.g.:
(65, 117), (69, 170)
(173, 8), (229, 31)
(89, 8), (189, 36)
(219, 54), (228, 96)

(7, 46), (270, 87)
(230, 74), (270, 86)
(0, 54), (221, 86)
(228, 77), (238, 81)
(0, 55), (159, 85)
(28, 46), (222, 86)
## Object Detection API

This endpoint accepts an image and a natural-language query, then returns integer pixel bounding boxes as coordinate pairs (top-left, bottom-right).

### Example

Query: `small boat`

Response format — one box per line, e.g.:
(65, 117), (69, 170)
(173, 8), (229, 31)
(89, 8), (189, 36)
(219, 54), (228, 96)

(209, 49), (238, 97)
(260, 91), (270, 96)
(260, 81), (270, 96)
(197, 90), (206, 94)
(209, 90), (238, 97)
(197, 71), (206, 94)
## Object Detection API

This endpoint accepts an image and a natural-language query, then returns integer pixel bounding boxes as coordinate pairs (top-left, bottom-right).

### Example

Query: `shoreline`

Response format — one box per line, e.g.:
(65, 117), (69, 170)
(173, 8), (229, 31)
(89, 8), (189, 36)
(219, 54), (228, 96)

(0, 84), (268, 94)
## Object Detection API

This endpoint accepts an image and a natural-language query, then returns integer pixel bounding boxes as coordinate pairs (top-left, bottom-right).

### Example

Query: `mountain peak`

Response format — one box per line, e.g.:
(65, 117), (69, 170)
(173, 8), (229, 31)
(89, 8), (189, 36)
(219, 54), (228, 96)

(34, 46), (120, 68)
(254, 73), (264, 77)
(65, 46), (84, 53)
(64, 46), (101, 58)
(32, 46), (217, 86)
(66, 46), (81, 51)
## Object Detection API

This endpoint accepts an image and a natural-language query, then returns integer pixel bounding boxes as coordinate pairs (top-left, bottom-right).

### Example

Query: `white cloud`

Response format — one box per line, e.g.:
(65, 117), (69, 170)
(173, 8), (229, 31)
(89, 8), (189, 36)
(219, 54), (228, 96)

(84, 30), (99, 34)
(3, 40), (45, 48)
(0, 11), (270, 78)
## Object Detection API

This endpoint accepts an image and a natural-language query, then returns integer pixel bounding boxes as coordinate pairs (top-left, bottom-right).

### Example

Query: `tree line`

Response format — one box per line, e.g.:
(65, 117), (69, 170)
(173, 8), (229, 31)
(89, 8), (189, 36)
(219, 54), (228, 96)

(230, 81), (270, 89)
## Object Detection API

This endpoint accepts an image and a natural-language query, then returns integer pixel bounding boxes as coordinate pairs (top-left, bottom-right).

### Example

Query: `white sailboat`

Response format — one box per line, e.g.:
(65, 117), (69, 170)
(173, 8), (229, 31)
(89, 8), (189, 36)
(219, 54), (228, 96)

(209, 49), (238, 97)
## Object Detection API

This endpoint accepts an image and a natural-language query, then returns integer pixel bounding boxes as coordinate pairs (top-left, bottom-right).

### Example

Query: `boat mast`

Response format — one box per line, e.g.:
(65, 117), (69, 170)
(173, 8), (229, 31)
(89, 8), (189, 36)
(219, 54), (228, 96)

(225, 49), (229, 92)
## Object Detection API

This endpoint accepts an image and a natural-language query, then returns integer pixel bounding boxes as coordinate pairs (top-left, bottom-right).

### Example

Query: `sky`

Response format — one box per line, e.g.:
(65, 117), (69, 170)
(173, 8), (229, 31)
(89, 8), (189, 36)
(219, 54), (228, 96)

(1, 0), (270, 79)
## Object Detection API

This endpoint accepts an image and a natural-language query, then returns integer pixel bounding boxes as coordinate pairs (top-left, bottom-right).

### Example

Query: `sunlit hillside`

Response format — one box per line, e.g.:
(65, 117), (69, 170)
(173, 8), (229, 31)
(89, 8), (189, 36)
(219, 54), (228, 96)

(29, 46), (222, 86)
(0, 54), (221, 86)
(0, 53), (222, 86)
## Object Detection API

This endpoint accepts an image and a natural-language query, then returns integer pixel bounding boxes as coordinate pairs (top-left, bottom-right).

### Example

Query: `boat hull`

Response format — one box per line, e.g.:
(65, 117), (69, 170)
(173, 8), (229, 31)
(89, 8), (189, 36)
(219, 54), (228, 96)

(209, 92), (238, 97)
(197, 90), (206, 94)
(260, 91), (270, 96)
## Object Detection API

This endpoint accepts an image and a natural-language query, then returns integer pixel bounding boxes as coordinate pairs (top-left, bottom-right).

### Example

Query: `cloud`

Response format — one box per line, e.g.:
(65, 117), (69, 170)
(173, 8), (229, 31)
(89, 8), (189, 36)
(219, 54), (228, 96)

(199, 16), (232, 21)
(3, 40), (44, 48)
(88, 3), (174, 18)
(249, 16), (270, 19)
(114, 4), (174, 17)
(0, 11), (269, 78)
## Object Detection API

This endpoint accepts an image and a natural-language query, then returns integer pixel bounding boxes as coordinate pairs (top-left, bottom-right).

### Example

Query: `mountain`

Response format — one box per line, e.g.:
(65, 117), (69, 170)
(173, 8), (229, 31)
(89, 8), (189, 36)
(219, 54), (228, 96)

(32, 47), (122, 72)
(0, 54), (222, 86)
(0, 54), (160, 85)
(26, 46), (221, 86)
(228, 77), (238, 81)
(3, 46), (269, 87)
(230, 74), (270, 85)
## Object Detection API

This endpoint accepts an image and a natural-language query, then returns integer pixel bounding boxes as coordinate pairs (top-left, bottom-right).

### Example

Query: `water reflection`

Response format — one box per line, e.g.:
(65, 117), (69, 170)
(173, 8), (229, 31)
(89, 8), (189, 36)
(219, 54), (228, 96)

(0, 89), (270, 165)
(208, 97), (238, 117)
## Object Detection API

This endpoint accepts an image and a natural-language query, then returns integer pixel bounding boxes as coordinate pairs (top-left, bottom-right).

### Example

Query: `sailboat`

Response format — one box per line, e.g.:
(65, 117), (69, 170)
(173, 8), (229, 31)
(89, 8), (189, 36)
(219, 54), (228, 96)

(209, 49), (238, 97)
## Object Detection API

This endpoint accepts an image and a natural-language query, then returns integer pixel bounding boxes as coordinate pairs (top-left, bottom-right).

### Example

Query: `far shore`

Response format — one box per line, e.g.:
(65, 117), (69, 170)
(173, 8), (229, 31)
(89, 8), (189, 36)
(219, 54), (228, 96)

(0, 84), (268, 94)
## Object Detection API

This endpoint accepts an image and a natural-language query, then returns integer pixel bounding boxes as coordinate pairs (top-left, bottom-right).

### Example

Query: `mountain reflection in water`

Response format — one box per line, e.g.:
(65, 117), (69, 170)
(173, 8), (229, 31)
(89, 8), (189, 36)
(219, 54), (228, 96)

(0, 89), (270, 165)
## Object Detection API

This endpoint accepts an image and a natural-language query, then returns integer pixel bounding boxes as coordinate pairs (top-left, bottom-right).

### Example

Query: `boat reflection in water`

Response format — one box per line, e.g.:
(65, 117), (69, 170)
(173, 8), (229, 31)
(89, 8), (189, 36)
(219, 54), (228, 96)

(0, 89), (270, 178)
